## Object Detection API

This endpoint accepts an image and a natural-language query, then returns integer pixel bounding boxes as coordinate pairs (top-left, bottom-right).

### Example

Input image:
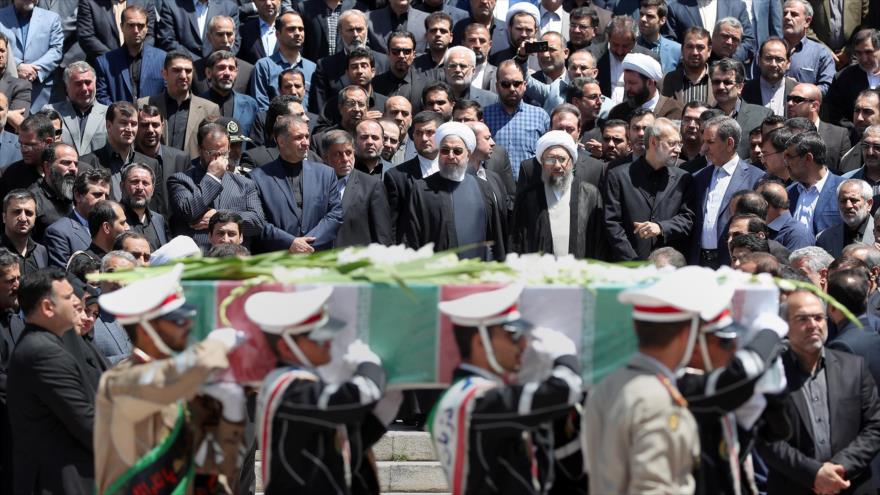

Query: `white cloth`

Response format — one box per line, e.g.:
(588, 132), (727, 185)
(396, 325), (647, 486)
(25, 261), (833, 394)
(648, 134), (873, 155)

(545, 179), (571, 256)
(794, 169), (830, 233)
(505, 2), (540, 26)
(622, 53), (663, 81)
(698, 0), (717, 35)
(701, 157), (739, 249)
(759, 77), (786, 116)
(868, 70), (880, 89)
(418, 154), (439, 177)
(539, 5), (563, 36)
(536, 130), (578, 162)
(435, 122), (476, 152)
(472, 62), (488, 91)
(642, 91), (660, 112)
(260, 19), (277, 56)
(609, 50), (626, 104)
(195, 0), (210, 38)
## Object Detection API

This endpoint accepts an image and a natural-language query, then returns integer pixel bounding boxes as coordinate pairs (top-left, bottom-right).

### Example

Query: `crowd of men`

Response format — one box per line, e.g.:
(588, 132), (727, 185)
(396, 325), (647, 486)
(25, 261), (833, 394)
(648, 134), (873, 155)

(0, 0), (877, 492)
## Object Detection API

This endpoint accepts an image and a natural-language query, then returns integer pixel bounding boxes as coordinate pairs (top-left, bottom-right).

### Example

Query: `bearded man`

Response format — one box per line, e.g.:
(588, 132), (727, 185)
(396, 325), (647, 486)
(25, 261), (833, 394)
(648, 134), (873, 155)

(29, 143), (78, 242)
(816, 179), (875, 258)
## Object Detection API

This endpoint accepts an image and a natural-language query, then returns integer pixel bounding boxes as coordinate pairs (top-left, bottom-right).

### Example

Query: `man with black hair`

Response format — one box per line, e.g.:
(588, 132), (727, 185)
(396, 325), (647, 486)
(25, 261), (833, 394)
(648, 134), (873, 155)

(1, 189), (48, 277)
(7, 267), (93, 494)
(45, 169), (111, 268)
(114, 232), (151, 266)
(420, 81), (456, 121)
(726, 212), (791, 261)
(761, 126), (793, 182)
(756, 179), (814, 250)
(197, 51), (259, 138)
(679, 101), (708, 167)
(413, 12), (455, 73)
(0, 247), (22, 494)
(786, 130), (847, 236)
(208, 211), (244, 247)
(600, 118), (630, 163)
(81, 200), (130, 263)
(119, 163), (168, 251)
(839, 90), (880, 174)
(134, 104), (191, 217)
(786, 82), (852, 173)
(0, 114), (57, 199)
(372, 31), (425, 101)
(318, 47), (387, 126)
(729, 233), (771, 269)
(709, 58), (773, 160)
(29, 143), (77, 242)
(826, 267), (880, 391)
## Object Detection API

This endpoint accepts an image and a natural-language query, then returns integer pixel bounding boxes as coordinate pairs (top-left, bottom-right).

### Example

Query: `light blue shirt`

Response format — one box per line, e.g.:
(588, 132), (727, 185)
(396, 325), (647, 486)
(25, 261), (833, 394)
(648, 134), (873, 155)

(700, 157), (739, 249)
(794, 170), (831, 234)
(251, 51), (317, 111)
(194, 0), (210, 38)
(786, 36), (836, 96)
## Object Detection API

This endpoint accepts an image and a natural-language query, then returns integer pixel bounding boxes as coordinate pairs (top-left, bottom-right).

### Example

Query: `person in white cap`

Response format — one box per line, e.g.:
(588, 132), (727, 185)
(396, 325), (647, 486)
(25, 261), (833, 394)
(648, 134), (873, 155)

(512, 129), (605, 259)
(404, 121), (506, 260)
(94, 264), (248, 495)
(248, 286), (397, 495)
(429, 284), (583, 495)
(606, 51), (685, 122)
(488, 2), (542, 73)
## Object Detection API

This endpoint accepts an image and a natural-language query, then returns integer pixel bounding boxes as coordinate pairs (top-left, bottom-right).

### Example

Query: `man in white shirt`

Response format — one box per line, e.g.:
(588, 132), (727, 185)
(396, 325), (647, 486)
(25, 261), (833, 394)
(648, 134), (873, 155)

(538, 0), (569, 40)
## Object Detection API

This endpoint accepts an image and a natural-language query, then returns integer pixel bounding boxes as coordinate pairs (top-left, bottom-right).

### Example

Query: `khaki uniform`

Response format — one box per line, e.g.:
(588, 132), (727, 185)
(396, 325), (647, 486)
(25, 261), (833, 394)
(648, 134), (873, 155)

(583, 353), (699, 495)
(94, 340), (229, 494)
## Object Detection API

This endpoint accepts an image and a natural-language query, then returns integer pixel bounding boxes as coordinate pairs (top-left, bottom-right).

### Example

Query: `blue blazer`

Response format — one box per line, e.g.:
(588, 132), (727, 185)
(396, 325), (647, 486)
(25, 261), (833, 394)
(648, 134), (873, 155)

(667, 0), (755, 63)
(95, 44), (167, 105)
(751, 0), (783, 49)
(43, 212), (91, 268)
(249, 159), (343, 251)
(787, 172), (846, 235)
(0, 130), (22, 171)
(92, 311), (132, 365)
(0, 6), (63, 112)
(199, 91), (259, 139)
(690, 159), (765, 264)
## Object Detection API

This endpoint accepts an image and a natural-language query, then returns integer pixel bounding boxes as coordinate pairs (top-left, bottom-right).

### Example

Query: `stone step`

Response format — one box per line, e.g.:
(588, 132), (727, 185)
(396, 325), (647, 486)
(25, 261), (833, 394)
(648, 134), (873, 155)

(377, 461), (449, 493)
(373, 431), (437, 461)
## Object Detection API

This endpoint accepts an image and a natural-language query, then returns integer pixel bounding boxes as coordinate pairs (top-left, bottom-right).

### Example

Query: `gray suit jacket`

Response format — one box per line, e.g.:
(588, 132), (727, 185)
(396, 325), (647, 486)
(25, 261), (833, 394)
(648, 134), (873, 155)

(0, 130), (21, 170)
(368, 6), (430, 53)
(46, 100), (109, 156)
(816, 215), (874, 259)
(479, 63), (498, 92)
(92, 312), (131, 365)
(43, 211), (90, 268)
(0, 6), (63, 111)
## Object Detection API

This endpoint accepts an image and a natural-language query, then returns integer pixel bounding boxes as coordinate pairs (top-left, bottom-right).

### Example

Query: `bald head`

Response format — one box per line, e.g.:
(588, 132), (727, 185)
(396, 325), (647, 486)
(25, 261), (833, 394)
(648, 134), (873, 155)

(384, 95), (413, 133)
(464, 120), (494, 162)
(787, 83), (822, 120)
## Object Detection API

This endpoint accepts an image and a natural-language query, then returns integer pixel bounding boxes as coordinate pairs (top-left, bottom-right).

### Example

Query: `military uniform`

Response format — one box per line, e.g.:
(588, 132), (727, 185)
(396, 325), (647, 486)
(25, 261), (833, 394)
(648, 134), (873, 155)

(584, 353), (700, 494)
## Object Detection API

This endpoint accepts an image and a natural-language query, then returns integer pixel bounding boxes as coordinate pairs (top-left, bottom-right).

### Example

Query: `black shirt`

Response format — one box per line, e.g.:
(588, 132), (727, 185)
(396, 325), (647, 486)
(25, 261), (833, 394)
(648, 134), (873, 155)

(355, 158), (383, 176)
(0, 231), (43, 277)
(389, 8), (408, 31)
(127, 49), (143, 99)
(844, 216), (871, 247)
(73, 103), (94, 138)
(28, 179), (71, 243)
(207, 88), (235, 117)
(164, 93), (192, 151)
(0, 160), (41, 200)
(124, 204), (164, 251)
(282, 159), (304, 211)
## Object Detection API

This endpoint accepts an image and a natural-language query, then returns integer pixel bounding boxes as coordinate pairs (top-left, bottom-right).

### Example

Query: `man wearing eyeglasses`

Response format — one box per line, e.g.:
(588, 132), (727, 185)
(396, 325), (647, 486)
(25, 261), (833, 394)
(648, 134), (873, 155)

(839, 90), (880, 174)
(443, 46), (497, 109)
(843, 125), (880, 199)
(826, 29), (880, 132)
(742, 38), (797, 118)
(758, 288), (880, 495)
(785, 130), (847, 238)
(785, 82), (852, 173)
(708, 58), (773, 160)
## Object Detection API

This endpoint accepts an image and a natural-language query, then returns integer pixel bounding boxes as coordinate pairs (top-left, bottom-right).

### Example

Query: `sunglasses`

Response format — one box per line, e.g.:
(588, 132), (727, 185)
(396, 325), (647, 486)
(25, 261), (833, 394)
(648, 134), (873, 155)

(439, 147), (466, 156)
(786, 95), (814, 104)
(499, 80), (524, 89)
(390, 48), (414, 56)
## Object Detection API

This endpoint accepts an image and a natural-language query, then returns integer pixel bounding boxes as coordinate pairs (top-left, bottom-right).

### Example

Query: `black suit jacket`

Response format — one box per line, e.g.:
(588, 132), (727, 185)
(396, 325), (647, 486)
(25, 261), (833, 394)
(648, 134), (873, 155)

(308, 49), (390, 115)
(741, 77), (796, 117)
(725, 100), (774, 160)
(825, 64), (869, 131)
(156, 0), (240, 59)
(383, 156), (423, 243)
(154, 144), (193, 218)
(336, 169), (393, 247)
(819, 120), (853, 174)
(191, 56), (254, 96)
(758, 348), (880, 495)
(76, 0), (157, 62)
(299, 0), (367, 62)
(7, 325), (95, 495)
(0, 72), (31, 119)
(237, 17), (267, 65)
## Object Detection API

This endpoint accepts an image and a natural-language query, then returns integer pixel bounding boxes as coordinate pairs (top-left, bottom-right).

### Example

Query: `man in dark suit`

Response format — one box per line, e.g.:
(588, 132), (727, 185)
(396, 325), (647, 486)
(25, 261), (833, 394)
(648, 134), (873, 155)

(237, 0), (281, 65)
(198, 51), (259, 138)
(604, 118), (696, 261)
(666, 0), (755, 63)
(368, 0), (429, 53)
(0, 114), (56, 200)
(825, 30), (878, 131)
(815, 179), (874, 258)
(0, 248), (23, 495)
(742, 38), (797, 118)
(0, 32), (30, 131)
(250, 115), (343, 252)
(690, 116), (765, 267)
(315, 49), (388, 127)
(119, 163), (169, 251)
(156, 0), (240, 60)
(826, 268), (880, 393)
(839, 91), (880, 174)
(321, 130), (392, 247)
(786, 82), (852, 173)
(786, 131), (847, 237)
(708, 57), (773, 160)
(299, 0), (367, 63)
(134, 104), (192, 218)
(372, 31), (428, 103)
(191, 16), (254, 95)
(93, 5), (167, 105)
(44, 168), (110, 268)
(384, 111), (442, 243)
(137, 50), (221, 158)
(76, 0), (157, 64)
(7, 267), (95, 495)
(758, 288), (880, 495)
(0, 189), (48, 277)
(167, 123), (265, 250)
(30, 143), (77, 243)
(590, 16), (658, 100)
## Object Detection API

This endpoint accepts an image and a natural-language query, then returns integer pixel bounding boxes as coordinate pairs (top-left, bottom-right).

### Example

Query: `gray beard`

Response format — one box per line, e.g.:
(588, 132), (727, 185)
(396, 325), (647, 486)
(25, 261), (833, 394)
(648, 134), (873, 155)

(844, 211), (869, 229)
(542, 167), (573, 192)
(439, 162), (468, 181)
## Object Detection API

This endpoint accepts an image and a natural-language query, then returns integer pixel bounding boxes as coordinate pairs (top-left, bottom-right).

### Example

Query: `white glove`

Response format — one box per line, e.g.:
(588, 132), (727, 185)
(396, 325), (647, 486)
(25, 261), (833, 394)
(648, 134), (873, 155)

(750, 312), (788, 339)
(373, 389), (404, 426)
(342, 339), (382, 371)
(205, 327), (247, 353)
(530, 327), (577, 361)
(200, 381), (247, 422)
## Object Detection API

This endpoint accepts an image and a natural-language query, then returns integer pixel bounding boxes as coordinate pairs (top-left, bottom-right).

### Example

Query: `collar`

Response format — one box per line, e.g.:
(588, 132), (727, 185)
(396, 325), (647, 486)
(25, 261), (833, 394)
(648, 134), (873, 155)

(760, 77), (784, 90)
(798, 167), (830, 193)
(73, 209), (88, 227)
(0, 230), (34, 256)
(791, 347), (825, 377)
(637, 35), (661, 49)
(642, 91), (660, 111)
(812, 117), (821, 130)
(209, 87), (233, 103)
(538, 4), (564, 17)
(417, 153), (438, 176)
(634, 352), (677, 383)
(457, 363), (504, 384)
(259, 18), (274, 31)
(715, 155), (739, 176)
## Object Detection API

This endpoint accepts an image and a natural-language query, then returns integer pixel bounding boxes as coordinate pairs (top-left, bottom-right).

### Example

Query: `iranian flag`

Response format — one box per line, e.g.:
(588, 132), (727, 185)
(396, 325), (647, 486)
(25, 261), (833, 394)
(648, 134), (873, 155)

(182, 281), (638, 387)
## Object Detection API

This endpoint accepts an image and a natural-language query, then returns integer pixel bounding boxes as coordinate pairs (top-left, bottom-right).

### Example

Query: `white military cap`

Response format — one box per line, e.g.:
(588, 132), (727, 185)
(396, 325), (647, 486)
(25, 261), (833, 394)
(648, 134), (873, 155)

(536, 130), (578, 162)
(435, 121), (476, 153)
(244, 286), (344, 341)
(438, 284), (532, 331)
(505, 2), (540, 26)
(99, 264), (196, 324)
(621, 53), (664, 81)
(619, 266), (734, 323)
(151, 236), (201, 266)
(702, 308), (740, 339)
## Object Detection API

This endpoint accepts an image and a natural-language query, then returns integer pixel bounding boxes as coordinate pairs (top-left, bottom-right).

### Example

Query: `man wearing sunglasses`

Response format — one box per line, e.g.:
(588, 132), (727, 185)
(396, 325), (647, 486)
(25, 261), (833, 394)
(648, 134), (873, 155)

(708, 58), (773, 161)
(250, 286), (397, 494)
(839, 89), (880, 174)
(95, 265), (248, 495)
(431, 284), (582, 495)
(785, 82), (852, 173)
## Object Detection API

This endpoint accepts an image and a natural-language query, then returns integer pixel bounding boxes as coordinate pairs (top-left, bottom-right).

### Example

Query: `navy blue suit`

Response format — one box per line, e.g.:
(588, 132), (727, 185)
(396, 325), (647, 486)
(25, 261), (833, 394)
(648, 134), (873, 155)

(690, 159), (765, 265)
(666, 0), (756, 63)
(0, 130), (22, 171)
(43, 211), (91, 268)
(155, 0), (240, 59)
(249, 159), (343, 252)
(787, 172), (846, 236)
(200, 90), (259, 139)
(94, 44), (167, 105)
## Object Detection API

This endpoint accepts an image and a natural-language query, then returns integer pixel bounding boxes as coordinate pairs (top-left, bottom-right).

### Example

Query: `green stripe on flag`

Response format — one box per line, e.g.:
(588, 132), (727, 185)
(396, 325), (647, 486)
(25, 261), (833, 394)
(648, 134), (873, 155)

(367, 284), (440, 385)
(585, 285), (637, 385)
(183, 281), (219, 342)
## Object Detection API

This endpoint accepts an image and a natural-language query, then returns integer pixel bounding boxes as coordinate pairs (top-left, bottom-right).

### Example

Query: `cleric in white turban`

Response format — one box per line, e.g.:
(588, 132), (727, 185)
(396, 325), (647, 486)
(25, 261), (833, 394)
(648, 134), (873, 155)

(606, 52), (684, 122)
(621, 53), (663, 81)
(404, 121), (506, 261)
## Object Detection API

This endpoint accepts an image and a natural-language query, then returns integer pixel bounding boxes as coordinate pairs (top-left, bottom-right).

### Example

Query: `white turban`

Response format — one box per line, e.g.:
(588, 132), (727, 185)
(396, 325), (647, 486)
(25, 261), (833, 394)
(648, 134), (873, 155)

(435, 122), (476, 153)
(622, 53), (663, 81)
(536, 130), (578, 162)
(505, 2), (540, 26)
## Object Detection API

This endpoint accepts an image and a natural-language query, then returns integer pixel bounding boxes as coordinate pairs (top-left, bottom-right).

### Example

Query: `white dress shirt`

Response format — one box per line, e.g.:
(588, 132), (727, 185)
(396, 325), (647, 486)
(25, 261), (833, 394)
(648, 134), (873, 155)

(642, 91), (660, 112)
(609, 51), (626, 104)
(260, 19), (277, 56)
(698, 0), (717, 35)
(868, 70), (880, 89)
(794, 170), (830, 234)
(418, 154), (439, 178)
(701, 156), (739, 249)
(195, 0), (210, 38)
(472, 62), (488, 91)
(539, 5), (564, 37)
(759, 77), (786, 116)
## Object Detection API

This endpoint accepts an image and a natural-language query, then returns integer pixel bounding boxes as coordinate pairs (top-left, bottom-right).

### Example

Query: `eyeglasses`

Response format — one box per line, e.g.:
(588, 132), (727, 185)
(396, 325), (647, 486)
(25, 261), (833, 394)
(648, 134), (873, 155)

(390, 48), (414, 56)
(204, 150), (230, 158)
(786, 95), (814, 104)
(439, 147), (466, 156)
(570, 23), (594, 31)
(542, 156), (568, 165)
(710, 78), (737, 87)
(446, 63), (471, 70)
(499, 80), (524, 89)
(763, 150), (783, 157)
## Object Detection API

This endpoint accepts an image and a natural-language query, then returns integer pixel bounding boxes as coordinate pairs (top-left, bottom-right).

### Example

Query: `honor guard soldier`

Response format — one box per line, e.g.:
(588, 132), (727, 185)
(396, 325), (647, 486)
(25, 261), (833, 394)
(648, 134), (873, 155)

(583, 267), (727, 494)
(94, 265), (248, 495)
(249, 287), (398, 495)
(429, 284), (583, 495)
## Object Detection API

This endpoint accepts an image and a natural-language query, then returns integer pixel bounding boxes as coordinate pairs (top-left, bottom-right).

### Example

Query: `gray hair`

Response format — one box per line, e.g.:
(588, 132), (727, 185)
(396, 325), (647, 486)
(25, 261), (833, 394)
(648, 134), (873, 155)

(339, 9), (367, 26)
(208, 15), (235, 32)
(842, 243), (880, 269)
(837, 178), (873, 202)
(64, 61), (95, 85)
(863, 124), (880, 140)
(605, 15), (637, 40)
(783, 0), (813, 18)
(643, 117), (679, 142)
(101, 250), (137, 272)
(647, 247), (686, 268)
(704, 116), (742, 147)
(715, 17), (743, 33)
(789, 246), (834, 272)
(444, 46), (476, 67)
